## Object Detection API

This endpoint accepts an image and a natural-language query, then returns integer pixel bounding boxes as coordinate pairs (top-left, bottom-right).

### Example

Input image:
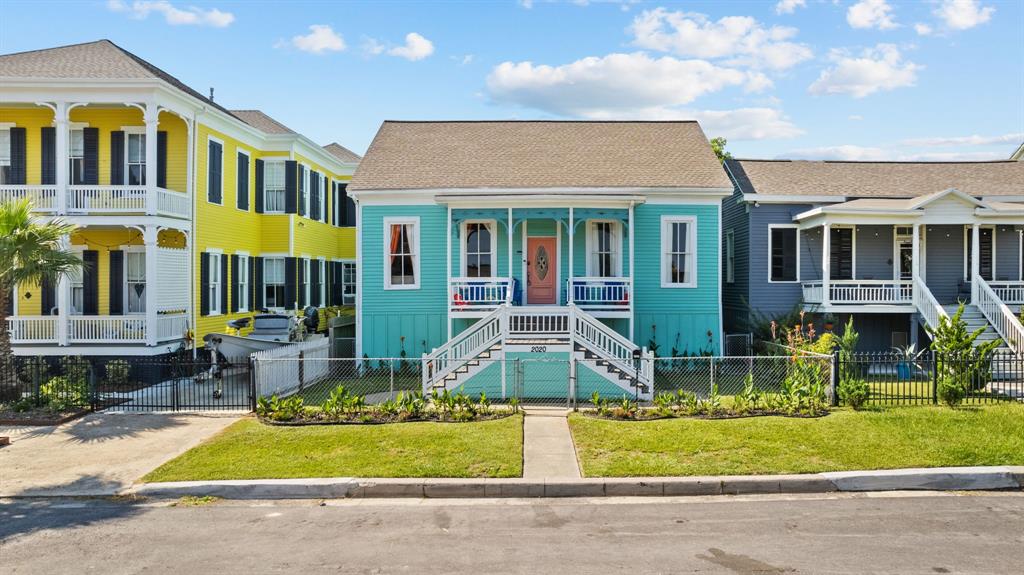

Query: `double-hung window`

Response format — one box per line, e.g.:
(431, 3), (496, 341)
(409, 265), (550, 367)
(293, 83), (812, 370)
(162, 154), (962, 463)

(69, 129), (85, 185)
(125, 251), (147, 313)
(237, 255), (249, 312)
(588, 221), (619, 277)
(342, 261), (357, 305)
(302, 258), (311, 306)
(208, 253), (222, 315)
(263, 162), (286, 213)
(0, 129), (10, 184)
(126, 132), (146, 186)
(264, 258), (286, 308)
(318, 259), (326, 305)
(661, 216), (696, 287)
(385, 218), (419, 289)
(464, 221), (493, 278)
(69, 250), (84, 315)
(769, 225), (799, 283)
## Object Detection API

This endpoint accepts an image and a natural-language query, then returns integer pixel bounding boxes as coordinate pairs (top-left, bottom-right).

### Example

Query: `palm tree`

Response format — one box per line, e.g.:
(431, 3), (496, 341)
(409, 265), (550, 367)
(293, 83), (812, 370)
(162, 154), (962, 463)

(0, 199), (82, 360)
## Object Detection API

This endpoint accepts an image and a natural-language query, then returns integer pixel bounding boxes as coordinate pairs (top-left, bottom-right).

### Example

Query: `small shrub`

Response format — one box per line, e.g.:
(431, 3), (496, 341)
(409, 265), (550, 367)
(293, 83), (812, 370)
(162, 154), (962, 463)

(59, 356), (89, 386)
(104, 359), (132, 387)
(39, 375), (89, 411)
(256, 394), (305, 421)
(838, 378), (870, 410)
(937, 374), (967, 407)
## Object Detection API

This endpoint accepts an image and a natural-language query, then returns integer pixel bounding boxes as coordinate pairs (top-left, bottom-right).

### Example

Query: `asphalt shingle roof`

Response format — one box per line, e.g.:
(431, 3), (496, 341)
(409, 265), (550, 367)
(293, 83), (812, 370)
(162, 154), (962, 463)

(230, 110), (296, 135)
(322, 142), (362, 164)
(349, 121), (732, 191)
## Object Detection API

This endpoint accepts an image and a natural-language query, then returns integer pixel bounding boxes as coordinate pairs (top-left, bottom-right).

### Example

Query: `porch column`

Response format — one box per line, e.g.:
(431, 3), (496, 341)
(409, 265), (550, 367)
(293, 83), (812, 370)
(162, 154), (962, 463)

(144, 104), (159, 215)
(446, 205), (452, 341)
(507, 208), (513, 287)
(56, 234), (71, 346)
(568, 207), (574, 304)
(54, 101), (69, 215)
(144, 225), (159, 346)
(821, 223), (831, 308)
(911, 223), (921, 281)
(971, 223), (981, 302)
(628, 203), (635, 341)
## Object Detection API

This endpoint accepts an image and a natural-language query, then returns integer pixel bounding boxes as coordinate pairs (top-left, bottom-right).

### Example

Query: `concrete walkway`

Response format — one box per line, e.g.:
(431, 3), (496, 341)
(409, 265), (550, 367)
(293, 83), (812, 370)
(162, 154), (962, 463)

(522, 407), (581, 479)
(0, 412), (241, 497)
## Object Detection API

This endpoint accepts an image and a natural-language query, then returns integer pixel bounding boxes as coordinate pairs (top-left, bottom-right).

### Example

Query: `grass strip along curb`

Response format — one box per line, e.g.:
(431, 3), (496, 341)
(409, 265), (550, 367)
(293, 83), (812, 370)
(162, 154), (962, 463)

(129, 466), (1024, 499)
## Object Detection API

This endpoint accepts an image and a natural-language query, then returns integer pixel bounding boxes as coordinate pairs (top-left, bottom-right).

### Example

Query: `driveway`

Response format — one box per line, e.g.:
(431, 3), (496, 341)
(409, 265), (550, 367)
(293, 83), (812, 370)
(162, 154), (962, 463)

(0, 412), (241, 497)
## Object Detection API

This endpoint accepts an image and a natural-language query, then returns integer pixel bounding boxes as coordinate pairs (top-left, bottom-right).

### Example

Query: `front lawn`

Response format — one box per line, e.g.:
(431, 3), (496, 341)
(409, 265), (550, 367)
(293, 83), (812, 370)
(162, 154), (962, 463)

(144, 414), (523, 481)
(569, 404), (1024, 477)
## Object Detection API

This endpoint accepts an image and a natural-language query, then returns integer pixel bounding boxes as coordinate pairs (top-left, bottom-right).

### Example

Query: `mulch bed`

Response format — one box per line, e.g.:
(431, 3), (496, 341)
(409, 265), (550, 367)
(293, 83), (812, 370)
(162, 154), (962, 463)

(0, 408), (91, 426)
(259, 411), (518, 426)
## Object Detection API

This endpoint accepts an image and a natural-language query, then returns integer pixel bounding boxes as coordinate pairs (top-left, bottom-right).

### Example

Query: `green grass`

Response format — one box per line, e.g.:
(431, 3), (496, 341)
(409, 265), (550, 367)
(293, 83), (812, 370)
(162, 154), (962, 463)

(569, 403), (1024, 477)
(144, 414), (523, 481)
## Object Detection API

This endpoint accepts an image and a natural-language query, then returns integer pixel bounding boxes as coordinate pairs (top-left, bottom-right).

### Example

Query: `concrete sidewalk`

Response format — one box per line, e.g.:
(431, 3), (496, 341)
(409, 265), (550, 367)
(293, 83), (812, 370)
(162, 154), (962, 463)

(0, 412), (241, 497)
(522, 407), (580, 479)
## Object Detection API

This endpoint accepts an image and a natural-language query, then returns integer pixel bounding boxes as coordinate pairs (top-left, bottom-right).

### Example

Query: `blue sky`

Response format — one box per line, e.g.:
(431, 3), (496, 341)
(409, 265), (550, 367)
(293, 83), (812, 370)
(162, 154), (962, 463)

(2, 1), (1021, 160)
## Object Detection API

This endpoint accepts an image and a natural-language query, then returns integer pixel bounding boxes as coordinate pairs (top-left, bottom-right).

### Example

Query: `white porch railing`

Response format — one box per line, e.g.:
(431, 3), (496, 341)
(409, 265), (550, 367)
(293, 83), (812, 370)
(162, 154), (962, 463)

(990, 281), (1024, 305)
(508, 306), (570, 335)
(573, 308), (653, 386)
(913, 277), (949, 332)
(569, 277), (631, 312)
(802, 280), (912, 305)
(6, 317), (58, 343)
(974, 277), (1024, 354)
(423, 305), (506, 389)
(449, 277), (513, 311)
(156, 313), (190, 342)
(0, 185), (58, 211)
(69, 316), (147, 343)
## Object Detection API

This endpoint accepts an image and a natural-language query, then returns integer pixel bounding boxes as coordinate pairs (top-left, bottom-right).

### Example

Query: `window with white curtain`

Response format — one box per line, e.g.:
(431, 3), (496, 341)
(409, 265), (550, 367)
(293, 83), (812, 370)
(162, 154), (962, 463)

(264, 257), (285, 308)
(588, 221), (619, 277)
(385, 218), (419, 289)
(126, 132), (146, 186)
(237, 255), (249, 312)
(69, 129), (85, 185)
(661, 216), (696, 288)
(125, 251), (147, 313)
(264, 162), (286, 212)
(208, 253), (222, 315)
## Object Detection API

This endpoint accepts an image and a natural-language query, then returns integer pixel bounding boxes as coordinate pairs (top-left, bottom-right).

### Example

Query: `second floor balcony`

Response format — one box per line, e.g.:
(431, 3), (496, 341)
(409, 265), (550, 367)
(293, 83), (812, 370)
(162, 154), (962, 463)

(0, 184), (189, 219)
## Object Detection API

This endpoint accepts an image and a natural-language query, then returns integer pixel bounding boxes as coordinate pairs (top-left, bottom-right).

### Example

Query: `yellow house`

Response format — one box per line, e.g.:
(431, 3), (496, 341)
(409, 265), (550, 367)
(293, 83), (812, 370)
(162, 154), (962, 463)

(0, 40), (359, 357)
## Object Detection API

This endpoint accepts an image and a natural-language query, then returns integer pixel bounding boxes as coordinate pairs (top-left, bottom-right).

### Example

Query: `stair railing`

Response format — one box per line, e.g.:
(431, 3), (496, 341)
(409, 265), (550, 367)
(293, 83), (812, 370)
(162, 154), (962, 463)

(913, 277), (949, 332)
(422, 304), (507, 391)
(571, 305), (652, 390)
(974, 276), (1024, 354)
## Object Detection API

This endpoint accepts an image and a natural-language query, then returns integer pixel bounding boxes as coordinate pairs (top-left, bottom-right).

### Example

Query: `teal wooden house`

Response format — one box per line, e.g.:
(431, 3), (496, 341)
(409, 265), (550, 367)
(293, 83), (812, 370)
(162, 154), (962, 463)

(348, 121), (734, 399)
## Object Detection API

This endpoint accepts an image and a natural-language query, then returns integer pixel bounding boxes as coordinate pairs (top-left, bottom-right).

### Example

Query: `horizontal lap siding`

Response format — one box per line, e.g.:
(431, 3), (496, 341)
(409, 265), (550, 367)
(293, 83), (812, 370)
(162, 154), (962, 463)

(747, 204), (812, 321)
(856, 225), (894, 280)
(721, 187), (749, 333)
(925, 225), (964, 304)
(995, 226), (1021, 281)
(0, 108), (53, 186)
(633, 203), (720, 355)
(360, 205), (448, 358)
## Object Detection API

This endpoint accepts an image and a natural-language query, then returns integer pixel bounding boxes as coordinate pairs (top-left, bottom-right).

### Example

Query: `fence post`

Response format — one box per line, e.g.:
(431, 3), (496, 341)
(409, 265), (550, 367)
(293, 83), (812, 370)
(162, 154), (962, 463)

(830, 350), (840, 407)
(297, 350), (305, 392)
(931, 350), (939, 405)
(569, 357), (577, 411)
(248, 355), (257, 412)
(88, 361), (98, 412)
(709, 356), (716, 397)
(390, 360), (395, 400)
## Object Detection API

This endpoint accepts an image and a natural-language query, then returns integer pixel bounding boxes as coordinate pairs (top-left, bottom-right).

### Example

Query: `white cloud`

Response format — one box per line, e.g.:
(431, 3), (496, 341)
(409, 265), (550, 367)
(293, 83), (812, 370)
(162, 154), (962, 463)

(388, 32), (435, 61)
(629, 8), (812, 70)
(107, 0), (234, 27)
(288, 24), (346, 54)
(808, 44), (920, 98)
(848, 114), (864, 121)
(901, 133), (1024, 147)
(847, 0), (898, 30)
(914, 23), (933, 35)
(686, 108), (804, 140)
(452, 54), (475, 66)
(781, 145), (889, 160)
(362, 37), (386, 56)
(934, 0), (994, 30)
(775, 0), (806, 15)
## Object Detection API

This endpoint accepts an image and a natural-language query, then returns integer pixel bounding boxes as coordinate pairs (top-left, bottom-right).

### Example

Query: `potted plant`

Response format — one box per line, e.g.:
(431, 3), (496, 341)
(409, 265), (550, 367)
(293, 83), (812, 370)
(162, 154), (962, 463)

(893, 343), (923, 379)
(822, 313), (836, 332)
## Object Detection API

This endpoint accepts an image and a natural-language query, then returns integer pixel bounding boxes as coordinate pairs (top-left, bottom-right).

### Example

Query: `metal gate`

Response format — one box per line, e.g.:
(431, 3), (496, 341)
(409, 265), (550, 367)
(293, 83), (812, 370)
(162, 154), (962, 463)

(94, 356), (253, 412)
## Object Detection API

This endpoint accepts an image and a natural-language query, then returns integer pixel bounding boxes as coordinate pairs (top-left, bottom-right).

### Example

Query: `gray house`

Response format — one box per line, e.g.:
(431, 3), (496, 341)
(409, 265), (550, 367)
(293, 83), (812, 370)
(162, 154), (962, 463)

(722, 159), (1024, 352)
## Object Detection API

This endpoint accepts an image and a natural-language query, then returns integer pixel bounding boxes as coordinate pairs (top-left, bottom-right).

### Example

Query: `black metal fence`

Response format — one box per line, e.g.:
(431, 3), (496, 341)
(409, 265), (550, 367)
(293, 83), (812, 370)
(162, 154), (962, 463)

(0, 353), (253, 413)
(836, 350), (1024, 405)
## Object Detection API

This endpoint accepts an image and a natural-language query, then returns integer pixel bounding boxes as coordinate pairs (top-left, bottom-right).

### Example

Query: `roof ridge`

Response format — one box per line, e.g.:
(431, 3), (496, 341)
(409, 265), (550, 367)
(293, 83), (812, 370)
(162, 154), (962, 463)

(733, 158), (1016, 165)
(0, 39), (115, 59)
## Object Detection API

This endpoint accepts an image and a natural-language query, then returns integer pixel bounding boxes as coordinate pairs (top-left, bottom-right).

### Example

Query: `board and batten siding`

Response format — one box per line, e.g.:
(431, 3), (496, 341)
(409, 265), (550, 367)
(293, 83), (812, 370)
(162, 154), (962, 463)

(360, 204), (449, 358)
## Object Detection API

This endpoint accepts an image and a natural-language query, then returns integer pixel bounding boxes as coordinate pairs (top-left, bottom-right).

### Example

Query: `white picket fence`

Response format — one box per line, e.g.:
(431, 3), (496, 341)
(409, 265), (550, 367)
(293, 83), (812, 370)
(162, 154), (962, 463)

(251, 337), (330, 399)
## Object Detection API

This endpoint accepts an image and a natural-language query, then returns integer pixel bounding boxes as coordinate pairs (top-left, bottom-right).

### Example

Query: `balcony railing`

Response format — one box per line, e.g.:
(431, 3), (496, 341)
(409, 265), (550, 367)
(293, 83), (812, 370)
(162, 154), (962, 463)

(0, 185), (189, 219)
(450, 277), (514, 312)
(569, 277), (631, 312)
(989, 281), (1024, 305)
(803, 280), (913, 305)
(6, 313), (188, 345)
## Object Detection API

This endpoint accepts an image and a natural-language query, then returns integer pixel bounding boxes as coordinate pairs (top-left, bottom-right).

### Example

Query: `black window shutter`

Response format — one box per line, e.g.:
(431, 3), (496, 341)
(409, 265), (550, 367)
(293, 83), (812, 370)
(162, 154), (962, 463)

(284, 161), (297, 214)
(254, 159), (264, 213)
(82, 127), (98, 183)
(157, 131), (168, 189)
(9, 127), (26, 185)
(237, 153), (250, 211)
(253, 257), (264, 311)
(298, 165), (306, 217)
(310, 260), (320, 307)
(41, 127), (56, 185)
(220, 255), (229, 315)
(40, 275), (55, 315)
(208, 141), (222, 204)
(109, 250), (124, 314)
(82, 250), (99, 315)
(830, 228), (853, 281)
(200, 253), (210, 316)
(229, 254), (239, 313)
(109, 131), (125, 185)
(309, 171), (319, 221)
(341, 184), (355, 227)
(285, 257), (297, 309)
(332, 262), (342, 306)
(329, 182), (336, 226)
(297, 258), (307, 308)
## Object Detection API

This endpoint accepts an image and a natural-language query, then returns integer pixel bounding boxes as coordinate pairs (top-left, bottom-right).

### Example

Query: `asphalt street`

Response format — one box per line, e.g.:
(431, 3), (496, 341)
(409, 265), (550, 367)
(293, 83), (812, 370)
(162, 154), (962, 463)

(2, 492), (1023, 574)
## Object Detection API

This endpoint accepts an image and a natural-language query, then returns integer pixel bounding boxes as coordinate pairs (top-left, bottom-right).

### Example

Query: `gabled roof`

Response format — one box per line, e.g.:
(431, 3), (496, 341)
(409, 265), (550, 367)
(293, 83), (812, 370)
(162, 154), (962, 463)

(231, 110), (296, 135)
(349, 121), (733, 192)
(1012, 141), (1024, 161)
(726, 158), (1024, 198)
(793, 188), (1024, 221)
(322, 142), (361, 164)
(0, 39), (234, 117)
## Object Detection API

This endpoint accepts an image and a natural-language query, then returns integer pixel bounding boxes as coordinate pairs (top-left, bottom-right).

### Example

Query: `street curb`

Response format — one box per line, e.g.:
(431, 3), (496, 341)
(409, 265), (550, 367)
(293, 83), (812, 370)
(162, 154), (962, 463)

(128, 467), (1024, 500)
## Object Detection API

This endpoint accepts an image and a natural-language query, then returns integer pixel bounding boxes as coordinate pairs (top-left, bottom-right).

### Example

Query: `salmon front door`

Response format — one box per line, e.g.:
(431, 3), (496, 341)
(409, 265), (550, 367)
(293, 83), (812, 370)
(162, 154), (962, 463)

(526, 237), (557, 304)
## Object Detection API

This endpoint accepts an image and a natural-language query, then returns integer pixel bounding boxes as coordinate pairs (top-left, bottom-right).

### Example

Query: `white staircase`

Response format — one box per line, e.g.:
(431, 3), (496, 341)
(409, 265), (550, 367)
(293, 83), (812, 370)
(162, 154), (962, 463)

(422, 304), (653, 400)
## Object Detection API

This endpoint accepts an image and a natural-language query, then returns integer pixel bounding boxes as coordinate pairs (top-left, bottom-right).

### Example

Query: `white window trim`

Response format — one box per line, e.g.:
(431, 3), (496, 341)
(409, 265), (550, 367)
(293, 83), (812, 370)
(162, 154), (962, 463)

(236, 149), (251, 213)
(263, 160), (287, 214)
(208, 252), (223, 316)
(661, 215), (698, 288)
(124, 127), (147, 188)
(831, 225), (857, 281)
(207, 135), (225, 206)
(302, 164), (310, 217)
(236, 254), (250, 313)
(767, 224), (800, 284)
(725, 229), (735, 284)
(68, 245), (86, 315)
(122, 245), (147, 315)
(384, 216), (421, 290)
(262, 255), (287, 311)
(585, 219), (622, 278)
(301, 256), (311, 307)
(460, 219), (497, 278)
(340, 259), (357, 305)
